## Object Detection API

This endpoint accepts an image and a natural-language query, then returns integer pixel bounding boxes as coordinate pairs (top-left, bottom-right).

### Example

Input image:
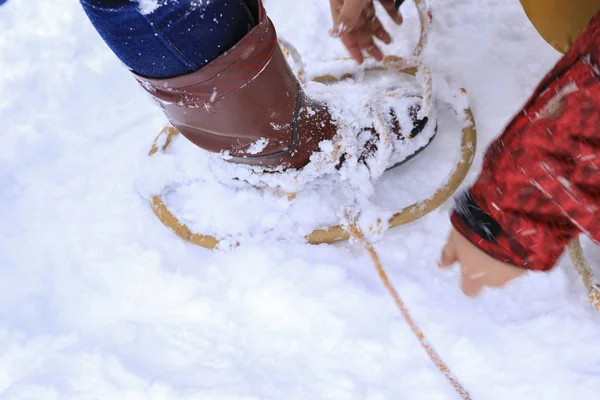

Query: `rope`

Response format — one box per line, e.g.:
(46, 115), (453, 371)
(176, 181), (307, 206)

(346, 2), (471, 398)
(346, 224), (472, 400)
(568, 238), (600, 311)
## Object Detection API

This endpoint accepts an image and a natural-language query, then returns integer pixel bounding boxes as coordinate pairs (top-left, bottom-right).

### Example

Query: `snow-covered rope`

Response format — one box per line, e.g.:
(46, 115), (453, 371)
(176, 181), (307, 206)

(412, 0), (431, 57)
(346, 223), (473, 400)
(330, 6), (472, 398)
(341, 2), (472, 398)
(568, 238), (600, 311)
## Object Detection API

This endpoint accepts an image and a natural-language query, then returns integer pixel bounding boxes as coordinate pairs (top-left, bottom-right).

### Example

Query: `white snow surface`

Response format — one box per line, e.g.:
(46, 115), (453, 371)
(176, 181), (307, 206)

(1, 0), (600, 399)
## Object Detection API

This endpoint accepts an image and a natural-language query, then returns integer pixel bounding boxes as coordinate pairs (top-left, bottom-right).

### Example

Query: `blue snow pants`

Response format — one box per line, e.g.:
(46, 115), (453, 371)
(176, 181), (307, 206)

(80, 0), (256, 78)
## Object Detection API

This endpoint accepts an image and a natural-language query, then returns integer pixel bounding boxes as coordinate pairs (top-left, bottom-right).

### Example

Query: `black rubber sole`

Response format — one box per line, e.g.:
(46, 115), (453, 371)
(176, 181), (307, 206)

(386, 122), (438, 171)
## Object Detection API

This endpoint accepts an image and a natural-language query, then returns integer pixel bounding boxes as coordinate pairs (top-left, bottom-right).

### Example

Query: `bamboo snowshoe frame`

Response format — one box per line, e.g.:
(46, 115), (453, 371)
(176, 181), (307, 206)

(148, 63), (476, 247)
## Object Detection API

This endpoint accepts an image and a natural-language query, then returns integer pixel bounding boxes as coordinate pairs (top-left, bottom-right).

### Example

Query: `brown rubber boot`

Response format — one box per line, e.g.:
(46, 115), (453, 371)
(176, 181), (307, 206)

(133, 0), (337, 169)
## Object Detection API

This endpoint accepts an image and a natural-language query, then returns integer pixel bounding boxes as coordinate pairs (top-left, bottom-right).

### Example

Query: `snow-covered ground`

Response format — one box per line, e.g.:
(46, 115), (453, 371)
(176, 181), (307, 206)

(1, 0), (599, 399)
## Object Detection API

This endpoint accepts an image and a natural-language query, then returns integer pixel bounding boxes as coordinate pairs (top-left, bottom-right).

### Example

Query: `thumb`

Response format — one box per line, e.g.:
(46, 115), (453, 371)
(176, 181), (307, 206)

(333, 0), (366, 35)
(461, 273), (485, 297)
(438, 232), (458, 268)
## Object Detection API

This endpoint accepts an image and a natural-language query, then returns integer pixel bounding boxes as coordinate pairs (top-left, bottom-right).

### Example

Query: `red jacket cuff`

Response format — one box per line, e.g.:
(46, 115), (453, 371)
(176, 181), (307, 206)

(451, 191), (562, 271)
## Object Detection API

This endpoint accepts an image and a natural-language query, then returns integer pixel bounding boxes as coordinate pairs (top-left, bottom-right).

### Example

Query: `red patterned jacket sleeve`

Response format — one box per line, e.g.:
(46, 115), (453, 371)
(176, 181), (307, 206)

(451, 10), (600, 271)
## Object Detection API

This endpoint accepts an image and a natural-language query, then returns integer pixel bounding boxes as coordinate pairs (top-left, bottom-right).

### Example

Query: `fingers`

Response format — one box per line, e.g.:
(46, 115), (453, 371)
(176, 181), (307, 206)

(486, 262), (526, 288)
(369, 14), (392, 44)
(332, 0), (368, 35)
(373, 28), (392, 44)
(330, 1), (394, 64)
(460, 263), (525, 297)
(339, 13), (387, 63)
(439, 232), (484, 297)
(341, 35), (383, 63)
(460, 267), (485, 297)
(365, 43), (384, 61)
(357, 28), (384, 60)
(438, 232), (458, 268)
(341, 36), (365, 64)
(461, 264), (525, 297)
(380, 0), (404, 24)
(441, 229), (527, 297)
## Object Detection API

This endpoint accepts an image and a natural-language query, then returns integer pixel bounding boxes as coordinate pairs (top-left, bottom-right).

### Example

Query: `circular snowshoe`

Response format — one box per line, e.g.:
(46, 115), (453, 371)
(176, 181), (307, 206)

(137, 63), (476, 248)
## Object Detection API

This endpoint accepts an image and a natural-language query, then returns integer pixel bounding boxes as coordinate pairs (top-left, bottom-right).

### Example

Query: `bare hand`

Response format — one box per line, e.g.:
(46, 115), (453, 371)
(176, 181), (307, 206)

(329, 0), (404, 64)
(439, 229), (526, 297)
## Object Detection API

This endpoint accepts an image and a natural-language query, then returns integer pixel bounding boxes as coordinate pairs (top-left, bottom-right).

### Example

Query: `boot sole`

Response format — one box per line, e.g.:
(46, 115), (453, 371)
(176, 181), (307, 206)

(386, 122), (438, 171)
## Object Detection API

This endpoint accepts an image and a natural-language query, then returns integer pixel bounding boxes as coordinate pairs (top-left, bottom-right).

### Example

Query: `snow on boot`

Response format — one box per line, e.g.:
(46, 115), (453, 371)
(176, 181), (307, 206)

(135, 0), (477, 248)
